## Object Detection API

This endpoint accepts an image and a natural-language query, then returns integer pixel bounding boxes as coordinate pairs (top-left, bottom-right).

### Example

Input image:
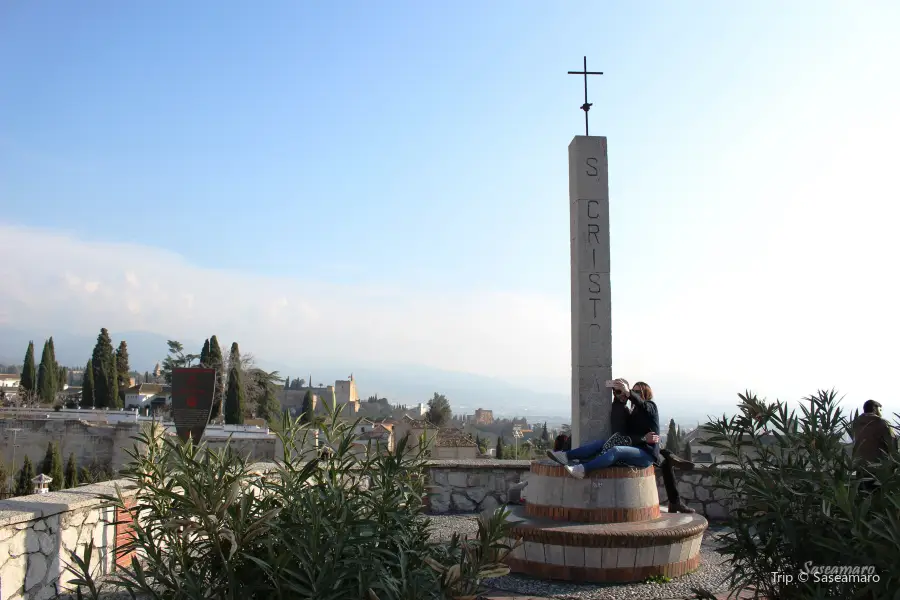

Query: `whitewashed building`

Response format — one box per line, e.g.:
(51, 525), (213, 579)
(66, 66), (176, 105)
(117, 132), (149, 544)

(123, 383), (167, 410)
(0, 374), (20, 388)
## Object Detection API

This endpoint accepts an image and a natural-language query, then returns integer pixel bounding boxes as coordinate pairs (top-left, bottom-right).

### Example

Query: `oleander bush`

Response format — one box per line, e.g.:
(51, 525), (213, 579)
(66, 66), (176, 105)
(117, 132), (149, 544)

(66, 403), (518, 600)
(699, 389), (900, 600)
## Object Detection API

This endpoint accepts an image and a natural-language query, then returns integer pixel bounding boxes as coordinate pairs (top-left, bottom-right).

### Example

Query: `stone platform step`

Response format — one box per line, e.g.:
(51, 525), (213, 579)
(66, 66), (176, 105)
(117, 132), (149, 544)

(503, 505), (707, 583)
(525, 459), (660, 523)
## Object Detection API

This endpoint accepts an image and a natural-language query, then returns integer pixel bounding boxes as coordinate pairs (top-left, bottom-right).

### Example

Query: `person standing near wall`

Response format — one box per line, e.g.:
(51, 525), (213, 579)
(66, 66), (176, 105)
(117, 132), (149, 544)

(852, 399), (896, 493)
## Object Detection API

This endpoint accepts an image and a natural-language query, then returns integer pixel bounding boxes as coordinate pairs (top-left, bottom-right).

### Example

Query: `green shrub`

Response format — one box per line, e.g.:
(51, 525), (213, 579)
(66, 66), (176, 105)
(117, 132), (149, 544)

(700, 390), (900, 599)
(66, 404), (519, 600)
(0, 460), (8, 497)
(14, 456), (34, 496)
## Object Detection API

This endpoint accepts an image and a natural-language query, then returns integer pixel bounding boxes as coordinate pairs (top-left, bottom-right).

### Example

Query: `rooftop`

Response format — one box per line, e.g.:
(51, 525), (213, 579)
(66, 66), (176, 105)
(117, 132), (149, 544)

(358, 429), (391, 442)
(693, 452), (714, 464)
(403, 415), (436, 428)
(435, 428), (477, 448)
(125, 383), (164, 395)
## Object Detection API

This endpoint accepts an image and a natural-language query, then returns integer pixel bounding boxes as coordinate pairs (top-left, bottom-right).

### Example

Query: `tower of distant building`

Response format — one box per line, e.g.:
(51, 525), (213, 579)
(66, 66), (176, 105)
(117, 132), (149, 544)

(280, 374), (361, 416)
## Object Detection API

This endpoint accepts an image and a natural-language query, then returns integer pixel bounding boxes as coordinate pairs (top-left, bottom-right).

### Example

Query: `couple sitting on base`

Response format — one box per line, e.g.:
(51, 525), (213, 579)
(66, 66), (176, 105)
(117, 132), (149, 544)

(546, 379), (697, 514)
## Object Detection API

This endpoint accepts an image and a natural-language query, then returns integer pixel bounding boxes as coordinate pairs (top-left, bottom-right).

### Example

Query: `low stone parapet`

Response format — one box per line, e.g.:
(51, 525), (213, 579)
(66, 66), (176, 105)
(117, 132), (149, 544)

(0, 462), (276, 600)
(0, 479), (137, 600)
(423, 459), (732, 522)
(425, 459), (531, 514)
(653, 465), (733, 520)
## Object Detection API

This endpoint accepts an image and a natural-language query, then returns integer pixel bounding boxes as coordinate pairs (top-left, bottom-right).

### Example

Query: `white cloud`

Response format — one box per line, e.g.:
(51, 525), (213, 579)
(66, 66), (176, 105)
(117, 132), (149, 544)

(0, 219), (896, 422)
(0, 224), (572, 385)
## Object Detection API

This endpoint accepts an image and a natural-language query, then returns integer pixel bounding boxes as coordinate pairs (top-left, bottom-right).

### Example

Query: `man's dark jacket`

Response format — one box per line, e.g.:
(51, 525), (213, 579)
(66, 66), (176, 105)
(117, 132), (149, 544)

(853, 412), (896, 464)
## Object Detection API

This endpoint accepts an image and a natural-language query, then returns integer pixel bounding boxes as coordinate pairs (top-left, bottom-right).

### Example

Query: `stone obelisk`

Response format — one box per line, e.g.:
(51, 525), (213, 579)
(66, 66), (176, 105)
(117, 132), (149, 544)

(569, 136), (612, 447)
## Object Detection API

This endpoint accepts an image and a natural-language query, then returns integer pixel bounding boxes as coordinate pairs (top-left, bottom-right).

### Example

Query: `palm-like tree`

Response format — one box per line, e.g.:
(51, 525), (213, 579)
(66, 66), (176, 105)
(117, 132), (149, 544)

(250, 369), (284, 424)
(251, 369), (283, 389)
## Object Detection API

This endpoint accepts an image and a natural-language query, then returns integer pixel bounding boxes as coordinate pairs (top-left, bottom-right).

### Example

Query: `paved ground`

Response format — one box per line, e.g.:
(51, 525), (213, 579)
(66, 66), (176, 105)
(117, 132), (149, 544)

(478, 592), (759, 600)
(427, 513), (741, 600)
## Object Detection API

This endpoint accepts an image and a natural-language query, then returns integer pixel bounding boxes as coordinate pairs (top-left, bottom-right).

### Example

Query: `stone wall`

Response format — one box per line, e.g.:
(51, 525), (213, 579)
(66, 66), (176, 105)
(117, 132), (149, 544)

(423, 461), (731, 522)
(425, 459), (531, 515)
(0, 420), (137, 478)
(0, 479), (136, 600)
(0, 419), (276, 476)
(654, 466), (731, 520)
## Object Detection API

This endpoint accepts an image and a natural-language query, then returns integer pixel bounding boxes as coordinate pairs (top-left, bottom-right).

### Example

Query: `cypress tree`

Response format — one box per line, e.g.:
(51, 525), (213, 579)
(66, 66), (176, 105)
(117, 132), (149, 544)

(284, 376), (291, 390)
(541, 422), (549, 442)
(37, 340), (57, 403)
(665, 419), (680, 452)
(143, 371), (150, 384)
(208, 336), (226, 419)
(116, 341), (131, 406)
(300, 390), (313, 424)
(42, 442), (53, 475)
(224, 342), (244, 424)
(78, 466), (91, 485)
(20, 341), (36, 394)
(109, 357), (119, 408)
(199, 339), (210, 367)
(65, 453), (79, 488)
(57, 365), (68, 392)
(44, 443), (64, 491)
(683, 440), (692, 461)
(496, 436), (505, 460)
(82, 359), (95, 407)
(91, 328), (117, 408)
(48, 336), (58, 384)
(15, 456), (35, 496)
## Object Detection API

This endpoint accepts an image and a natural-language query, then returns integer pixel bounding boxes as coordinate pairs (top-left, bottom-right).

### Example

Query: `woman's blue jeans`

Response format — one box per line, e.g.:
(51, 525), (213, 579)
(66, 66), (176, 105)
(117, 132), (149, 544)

(566, 438), (654, 473)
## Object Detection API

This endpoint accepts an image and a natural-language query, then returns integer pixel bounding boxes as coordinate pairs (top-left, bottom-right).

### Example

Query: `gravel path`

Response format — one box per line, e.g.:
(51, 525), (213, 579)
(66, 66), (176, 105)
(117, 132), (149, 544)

(425, 513), (734, 600)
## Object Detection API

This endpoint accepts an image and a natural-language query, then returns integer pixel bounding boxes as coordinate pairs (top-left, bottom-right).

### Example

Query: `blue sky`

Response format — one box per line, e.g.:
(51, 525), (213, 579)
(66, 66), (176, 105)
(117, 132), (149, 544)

(1, 2), (898, 417)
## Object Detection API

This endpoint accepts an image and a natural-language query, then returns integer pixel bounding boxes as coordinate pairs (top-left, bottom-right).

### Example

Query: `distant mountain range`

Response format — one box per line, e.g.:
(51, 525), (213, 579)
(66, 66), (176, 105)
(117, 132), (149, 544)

(0, 326), (572, 421)
(0, 326), (741, 426)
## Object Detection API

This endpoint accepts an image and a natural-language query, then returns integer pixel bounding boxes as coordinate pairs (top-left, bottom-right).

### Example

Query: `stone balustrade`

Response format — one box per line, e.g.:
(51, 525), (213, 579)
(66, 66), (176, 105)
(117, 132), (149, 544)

(423, 460), (731, 521)
(0, 479), (137, 600)
(653, 467), (732, 520)
(425, 459), (531, 515)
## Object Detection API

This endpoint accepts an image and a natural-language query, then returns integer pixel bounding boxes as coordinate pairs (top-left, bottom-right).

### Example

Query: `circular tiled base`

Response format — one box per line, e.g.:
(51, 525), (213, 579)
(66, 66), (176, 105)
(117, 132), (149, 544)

(505, 553), (701, 583)
(525, 459), (660, 523)
(503, 505), (708, 583)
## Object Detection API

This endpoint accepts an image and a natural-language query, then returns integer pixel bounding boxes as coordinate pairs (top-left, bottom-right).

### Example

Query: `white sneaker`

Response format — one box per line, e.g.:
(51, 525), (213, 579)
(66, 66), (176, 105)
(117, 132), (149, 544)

(546, 450), (569, 466)
(565, 464), (585, 479)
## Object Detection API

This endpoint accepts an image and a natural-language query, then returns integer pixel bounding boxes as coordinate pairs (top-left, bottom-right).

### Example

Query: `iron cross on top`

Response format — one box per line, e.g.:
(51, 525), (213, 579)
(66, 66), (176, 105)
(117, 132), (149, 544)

(567, 56), (604, 136)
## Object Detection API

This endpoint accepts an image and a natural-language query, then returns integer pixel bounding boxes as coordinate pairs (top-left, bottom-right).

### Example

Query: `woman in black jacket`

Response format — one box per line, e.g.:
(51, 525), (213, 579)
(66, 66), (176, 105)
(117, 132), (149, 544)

(630, 382), (696, 513)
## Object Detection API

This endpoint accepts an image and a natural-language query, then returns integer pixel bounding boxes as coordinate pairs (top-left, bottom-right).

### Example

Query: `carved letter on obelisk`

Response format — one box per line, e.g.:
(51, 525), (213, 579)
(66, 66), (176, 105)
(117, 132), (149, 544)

(569, 136), (612, 447)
